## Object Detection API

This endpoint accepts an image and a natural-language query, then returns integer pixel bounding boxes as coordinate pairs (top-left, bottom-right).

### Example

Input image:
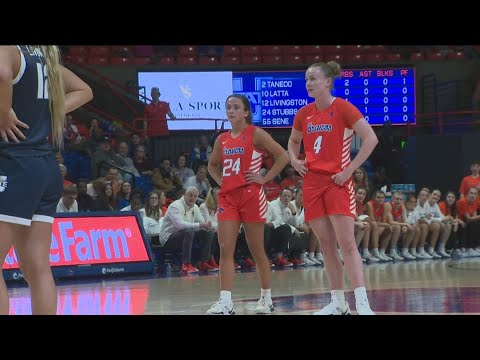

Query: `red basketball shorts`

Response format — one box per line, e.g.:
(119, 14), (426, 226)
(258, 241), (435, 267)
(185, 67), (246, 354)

(218, 184), (267, 223)
(302, 171), (356, 222)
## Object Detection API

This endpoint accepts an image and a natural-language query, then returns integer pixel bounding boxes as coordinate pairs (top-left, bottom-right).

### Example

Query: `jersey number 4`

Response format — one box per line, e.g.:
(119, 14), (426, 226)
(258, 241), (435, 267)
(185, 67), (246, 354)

(223, 158), (241, 176)
(314, 135), (323, 154)
(36, 63), (49, 100)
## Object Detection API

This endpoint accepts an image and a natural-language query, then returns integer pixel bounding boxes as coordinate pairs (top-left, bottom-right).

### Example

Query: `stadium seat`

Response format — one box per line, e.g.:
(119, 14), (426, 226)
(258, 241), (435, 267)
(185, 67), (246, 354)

(305, 54), (324, 63)
(159, 56), (176, 65)
(302, 45), (323, 54)
(262, 55), (282, 64)
(110, 57), (132, 65)
(241, 55), (262, 65)
(178, 46), (199, 56)
(409, 52), (425, 61)
(87, 56), (109, 65)
(198, 56), (219, 65)
(133, 57), (151, 65)
(283, 54), (304, 64)
(220, 56), (241, 65)
(241, 46), (261, 56)
(223, 45), (241, 56)
(283, 45), (303, 55)
(260, 45), (282, 55)
(88, 46), (111, 57)
(447, 51), (465, 60)
(426, 51), (446, 61)
(176, 56), (197, 65)
(384, 53), (402, 62)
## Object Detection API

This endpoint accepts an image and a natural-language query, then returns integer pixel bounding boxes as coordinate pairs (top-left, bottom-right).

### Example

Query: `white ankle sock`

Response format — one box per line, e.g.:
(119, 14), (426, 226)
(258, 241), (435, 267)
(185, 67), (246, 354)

(220, 290), (232, 304)
(354, 287), (368, 303)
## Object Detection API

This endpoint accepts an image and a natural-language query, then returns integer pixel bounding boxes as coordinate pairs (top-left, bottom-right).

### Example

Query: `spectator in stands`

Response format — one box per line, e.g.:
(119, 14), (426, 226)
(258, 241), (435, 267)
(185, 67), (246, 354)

(261, 168), (281, 202)
(456, 187), (480, 256)
(289, 187), (320, 266)
(355, 187), (381, 262)
(144, 86), (175, 137)
(132, 145), (155, 177)
(91, 136), (126, 178)
(353, 167), (370, 195)
(438, 191), (466, 257)
(120, 193), (144, 215)
(56, 185), (78, 213)
(423, 189), (452, 258)
(414, 188), (435, 259)
(144, 191), (164, 223)
(199, 187), (220, 270)
(173, 154), (195, 184)
(190, 135), (213, 172)
(152, 158), (183, 198)
(59, 164), (74, 187)
(128, 132), (149, 158)
(385, 191), (417, 260)
(268, 188), (297, 267)
(116, 141), (140, 179)
(370, 166), (392, 198)
(76, 179), (94, 212)
(92, 183), (118, 211)
(459, 160), (480, 209)
(89, 167), (122, 197)
(404, 194), (422, 258)
(367, 190), (394, 261)
(85, 117), (104, 155)
(158, 186), (213, 274)
(280, 164), (301, 190)
(183, 165), (211, 203)
(63, 113), (84, 146)
(55, 152), (64, 165)
(117, 181), (133, 209)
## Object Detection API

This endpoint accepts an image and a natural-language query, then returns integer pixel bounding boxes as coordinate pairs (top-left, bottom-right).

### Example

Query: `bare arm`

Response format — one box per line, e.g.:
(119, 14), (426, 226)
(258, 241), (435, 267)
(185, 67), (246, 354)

(60, 65), (93, 113)
(288, 128), (308, 176)
(0, 46), (28, 142)
(346, 119), (378, 178)
(247, 128), (289, 184)
(207, 135), (223, 186)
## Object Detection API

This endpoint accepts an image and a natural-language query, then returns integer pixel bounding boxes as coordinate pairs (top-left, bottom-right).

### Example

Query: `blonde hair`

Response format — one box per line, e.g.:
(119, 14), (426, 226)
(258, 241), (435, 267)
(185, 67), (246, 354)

(34, 45), (66, 148)
(204, 188), (219, 211)
(308, 61), (342, 91)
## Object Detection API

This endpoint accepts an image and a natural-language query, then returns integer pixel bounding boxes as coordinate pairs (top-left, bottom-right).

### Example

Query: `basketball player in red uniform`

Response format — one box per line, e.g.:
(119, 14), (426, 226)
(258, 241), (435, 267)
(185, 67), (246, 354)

(288, 61), (378, 315)
(206, 94), (289, 315)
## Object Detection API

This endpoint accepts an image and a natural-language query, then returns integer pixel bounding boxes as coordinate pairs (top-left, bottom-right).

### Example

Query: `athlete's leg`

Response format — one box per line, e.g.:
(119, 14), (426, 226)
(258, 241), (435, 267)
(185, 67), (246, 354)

(14, 221), (57, 315)
(243, 222), (271, 290)
(217, 220), (241, 291)
(310, 216), (344, 289)
(329, 215), (365, 289)
(0, 222), (26, 315)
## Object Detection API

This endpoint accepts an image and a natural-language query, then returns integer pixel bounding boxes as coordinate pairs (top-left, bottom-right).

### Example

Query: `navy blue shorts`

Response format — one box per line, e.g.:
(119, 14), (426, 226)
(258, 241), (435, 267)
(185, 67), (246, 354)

(0, 151), (62, 226)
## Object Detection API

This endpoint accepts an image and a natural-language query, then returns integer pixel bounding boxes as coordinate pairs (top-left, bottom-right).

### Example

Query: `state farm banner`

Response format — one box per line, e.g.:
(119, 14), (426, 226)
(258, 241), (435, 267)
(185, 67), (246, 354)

(2, 212), (154, 279)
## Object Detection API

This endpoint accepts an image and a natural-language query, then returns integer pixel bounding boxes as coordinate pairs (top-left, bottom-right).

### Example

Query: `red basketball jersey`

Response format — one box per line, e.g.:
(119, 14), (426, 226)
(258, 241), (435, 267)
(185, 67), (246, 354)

(219, 125), (263, 194)
(390, 202), (404, 222)
(369, 200), (384, 222)
(293, 98), (363, 174)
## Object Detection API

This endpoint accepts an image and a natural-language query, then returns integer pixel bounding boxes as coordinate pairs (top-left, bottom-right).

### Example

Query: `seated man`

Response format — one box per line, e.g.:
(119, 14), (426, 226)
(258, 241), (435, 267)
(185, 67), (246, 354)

(158, 186), (214, 273)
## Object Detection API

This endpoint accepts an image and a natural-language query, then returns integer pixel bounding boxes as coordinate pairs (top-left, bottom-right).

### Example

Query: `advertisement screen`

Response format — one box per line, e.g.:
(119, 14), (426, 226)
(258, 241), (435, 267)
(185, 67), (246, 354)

(2, 214), (151, 270)
(137, 71), (233, 130)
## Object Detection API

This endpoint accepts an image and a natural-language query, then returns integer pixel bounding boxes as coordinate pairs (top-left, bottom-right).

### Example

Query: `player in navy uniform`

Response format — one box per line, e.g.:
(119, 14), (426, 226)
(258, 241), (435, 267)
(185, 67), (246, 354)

(0, 45), (93, 315)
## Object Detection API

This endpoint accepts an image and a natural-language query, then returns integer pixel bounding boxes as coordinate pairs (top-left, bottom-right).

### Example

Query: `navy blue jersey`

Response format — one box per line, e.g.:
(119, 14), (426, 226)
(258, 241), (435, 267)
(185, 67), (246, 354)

(1, 45), (52, 153)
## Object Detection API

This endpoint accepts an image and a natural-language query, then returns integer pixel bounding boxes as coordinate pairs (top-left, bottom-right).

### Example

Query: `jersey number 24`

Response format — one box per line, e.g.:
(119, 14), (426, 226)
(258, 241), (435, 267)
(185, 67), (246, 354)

(223, 158), (241, 176)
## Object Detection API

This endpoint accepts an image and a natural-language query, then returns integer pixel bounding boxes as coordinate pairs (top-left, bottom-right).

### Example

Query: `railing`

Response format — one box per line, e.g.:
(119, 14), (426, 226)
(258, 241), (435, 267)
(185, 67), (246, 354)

(133, 117), (229, 136)
(406, 110), (480, 137)
(97, 161), (136, 188)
